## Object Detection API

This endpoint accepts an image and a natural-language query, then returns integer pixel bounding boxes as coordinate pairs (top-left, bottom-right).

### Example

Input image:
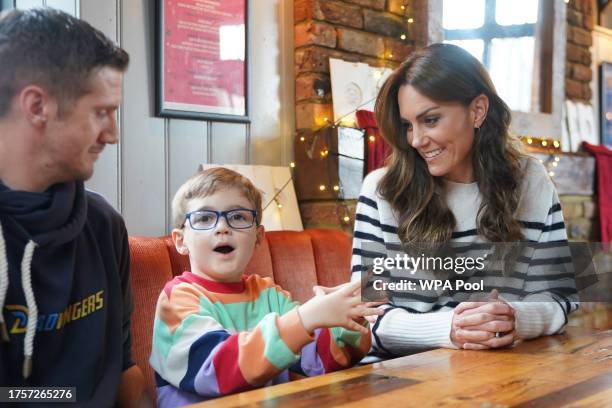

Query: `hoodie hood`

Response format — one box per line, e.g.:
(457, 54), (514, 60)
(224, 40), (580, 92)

(0, 181), (87, 247)
(0, 180), (87, 378)
(0, 180), (131, 403)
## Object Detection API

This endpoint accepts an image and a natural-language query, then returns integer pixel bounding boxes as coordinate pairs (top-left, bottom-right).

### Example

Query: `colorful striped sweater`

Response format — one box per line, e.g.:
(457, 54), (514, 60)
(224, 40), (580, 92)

(351, 157), (579, 356)
(150, 272), (371, 407)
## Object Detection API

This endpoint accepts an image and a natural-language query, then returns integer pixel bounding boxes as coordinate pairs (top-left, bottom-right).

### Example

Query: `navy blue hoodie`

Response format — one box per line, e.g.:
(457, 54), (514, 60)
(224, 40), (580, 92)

(0, 181), (133, 407)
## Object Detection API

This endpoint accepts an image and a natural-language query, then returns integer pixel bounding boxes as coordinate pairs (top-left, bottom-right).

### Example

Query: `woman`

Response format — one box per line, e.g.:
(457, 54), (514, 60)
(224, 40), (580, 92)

(351, 43), (577, 355)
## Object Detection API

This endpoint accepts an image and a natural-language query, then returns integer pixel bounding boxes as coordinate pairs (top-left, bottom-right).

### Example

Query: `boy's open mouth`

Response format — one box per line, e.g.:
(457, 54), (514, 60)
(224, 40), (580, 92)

(214, 244), (235, 254)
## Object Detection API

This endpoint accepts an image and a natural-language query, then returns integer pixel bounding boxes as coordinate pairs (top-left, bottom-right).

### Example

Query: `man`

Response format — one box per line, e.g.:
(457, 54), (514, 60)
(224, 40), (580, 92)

(0, 8), (147, 406)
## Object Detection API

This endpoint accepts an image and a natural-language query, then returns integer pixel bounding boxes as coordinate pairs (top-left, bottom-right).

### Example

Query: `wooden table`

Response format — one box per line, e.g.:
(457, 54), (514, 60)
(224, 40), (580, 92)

(190, 327), (612, 407)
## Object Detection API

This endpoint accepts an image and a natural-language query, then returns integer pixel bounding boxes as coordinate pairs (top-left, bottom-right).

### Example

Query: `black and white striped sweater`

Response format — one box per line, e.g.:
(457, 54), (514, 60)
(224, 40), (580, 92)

(351, 157), (578, 355)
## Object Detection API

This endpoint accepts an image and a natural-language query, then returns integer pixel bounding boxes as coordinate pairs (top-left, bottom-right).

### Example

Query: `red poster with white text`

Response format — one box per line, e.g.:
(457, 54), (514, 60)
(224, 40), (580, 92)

(163, 0), (246, 116)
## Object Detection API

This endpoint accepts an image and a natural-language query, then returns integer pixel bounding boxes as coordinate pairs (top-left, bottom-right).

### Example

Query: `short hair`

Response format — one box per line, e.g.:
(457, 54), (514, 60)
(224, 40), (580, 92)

(0, 8), (130, 118)
(172, 167), (263, 229)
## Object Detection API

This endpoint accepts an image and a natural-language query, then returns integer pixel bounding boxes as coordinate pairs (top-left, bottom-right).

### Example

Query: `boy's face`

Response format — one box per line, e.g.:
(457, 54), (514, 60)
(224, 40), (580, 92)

(172, 187), (264, 283)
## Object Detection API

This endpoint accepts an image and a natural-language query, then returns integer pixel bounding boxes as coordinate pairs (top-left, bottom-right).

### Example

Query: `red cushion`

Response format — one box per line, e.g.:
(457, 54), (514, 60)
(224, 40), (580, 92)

(128, 236), (173, 404)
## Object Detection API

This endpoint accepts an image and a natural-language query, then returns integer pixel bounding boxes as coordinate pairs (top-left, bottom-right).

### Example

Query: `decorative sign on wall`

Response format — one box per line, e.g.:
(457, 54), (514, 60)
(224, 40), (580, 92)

(600, 62), (612, 148)
(198, 164), (303, 231)
(329, 58), (392, 127)
(156, 0), (249, 122)
(565, 100), (597, 152)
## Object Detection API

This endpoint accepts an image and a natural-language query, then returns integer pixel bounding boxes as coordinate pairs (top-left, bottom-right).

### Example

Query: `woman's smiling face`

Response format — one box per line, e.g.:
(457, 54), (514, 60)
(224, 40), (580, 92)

(397, 85), (487, 183)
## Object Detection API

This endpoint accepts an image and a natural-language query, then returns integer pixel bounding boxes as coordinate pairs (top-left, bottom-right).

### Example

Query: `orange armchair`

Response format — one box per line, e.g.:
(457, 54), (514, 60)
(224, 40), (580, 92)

(128, 229), (352, 402)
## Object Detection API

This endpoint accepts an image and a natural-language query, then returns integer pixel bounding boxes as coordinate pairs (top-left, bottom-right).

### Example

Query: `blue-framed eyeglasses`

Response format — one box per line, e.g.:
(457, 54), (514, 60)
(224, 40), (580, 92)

(184, 209), (257, 230)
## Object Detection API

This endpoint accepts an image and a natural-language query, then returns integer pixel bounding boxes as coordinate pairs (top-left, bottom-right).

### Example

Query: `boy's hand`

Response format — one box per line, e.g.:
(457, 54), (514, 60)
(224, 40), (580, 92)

(298, 280), (384, 335)
(312, 283), (387, 325)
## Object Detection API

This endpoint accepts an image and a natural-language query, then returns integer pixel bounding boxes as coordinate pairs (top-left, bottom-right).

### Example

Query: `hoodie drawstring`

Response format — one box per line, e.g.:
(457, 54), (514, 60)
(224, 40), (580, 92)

(0, 223), (9, 342)
(0, 221), (38, 379)
(20, 240), (37, 379)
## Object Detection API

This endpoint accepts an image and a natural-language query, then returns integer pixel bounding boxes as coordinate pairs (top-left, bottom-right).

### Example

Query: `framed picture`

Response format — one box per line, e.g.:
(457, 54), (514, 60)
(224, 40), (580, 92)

(156, 0), (249, 122)
(599, 62), (612, 147)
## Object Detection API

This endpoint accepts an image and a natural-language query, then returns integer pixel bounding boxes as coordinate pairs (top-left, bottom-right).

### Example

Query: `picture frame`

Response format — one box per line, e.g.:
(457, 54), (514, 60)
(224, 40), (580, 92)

(599, 61), (612, 148)
(155, 0), (250, 123)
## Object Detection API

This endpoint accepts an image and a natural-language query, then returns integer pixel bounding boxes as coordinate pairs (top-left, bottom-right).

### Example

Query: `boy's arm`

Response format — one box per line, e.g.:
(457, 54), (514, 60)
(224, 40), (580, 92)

(150, 288), (315, 398)
(290, 307), (372, 376)
(117, 365), (153, 407)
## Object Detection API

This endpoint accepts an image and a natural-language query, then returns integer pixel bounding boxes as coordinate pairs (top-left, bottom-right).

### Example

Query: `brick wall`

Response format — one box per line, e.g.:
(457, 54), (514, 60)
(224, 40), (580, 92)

(566, 0), (595, 101)
(294, 0), (417, 130)
(294, 0), (426, 229)
(563, 0), (600, 242)
(559, 195), (600, 241)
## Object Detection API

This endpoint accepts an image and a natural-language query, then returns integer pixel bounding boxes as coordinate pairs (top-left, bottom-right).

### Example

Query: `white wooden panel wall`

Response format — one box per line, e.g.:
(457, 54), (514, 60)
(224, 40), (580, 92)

(120, 0), (166, 236)
(167, 120), (207, 229)
(81, 0), (120, 209)
(15, 0), (43, 8)
(77, 0), (292, 236)
(14, 0), (77, 13)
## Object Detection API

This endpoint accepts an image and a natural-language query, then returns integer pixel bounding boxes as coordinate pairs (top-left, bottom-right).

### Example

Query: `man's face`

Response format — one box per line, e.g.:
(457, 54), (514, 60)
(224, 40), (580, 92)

(43, 66), (123, 182)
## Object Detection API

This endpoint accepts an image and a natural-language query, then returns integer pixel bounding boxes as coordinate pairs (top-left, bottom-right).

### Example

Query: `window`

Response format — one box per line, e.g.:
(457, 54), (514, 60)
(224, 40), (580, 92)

(443, 0), (551, 113)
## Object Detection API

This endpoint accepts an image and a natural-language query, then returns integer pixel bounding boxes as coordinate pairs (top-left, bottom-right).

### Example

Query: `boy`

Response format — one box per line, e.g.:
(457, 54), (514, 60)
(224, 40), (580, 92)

(150, 168), (382, 407)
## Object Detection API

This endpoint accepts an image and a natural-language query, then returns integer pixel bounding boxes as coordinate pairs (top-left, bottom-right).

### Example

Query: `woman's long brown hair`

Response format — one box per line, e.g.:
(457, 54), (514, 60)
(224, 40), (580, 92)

(375, 43), (524, 244)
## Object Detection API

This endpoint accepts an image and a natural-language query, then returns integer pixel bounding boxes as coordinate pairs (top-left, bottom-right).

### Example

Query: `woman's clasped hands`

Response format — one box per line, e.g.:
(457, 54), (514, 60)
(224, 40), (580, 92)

(451, 289), (517, 350)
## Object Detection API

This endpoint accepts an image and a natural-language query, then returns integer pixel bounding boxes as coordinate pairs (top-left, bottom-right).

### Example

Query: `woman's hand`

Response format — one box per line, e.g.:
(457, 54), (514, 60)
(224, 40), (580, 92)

(451, 290), (517, 349)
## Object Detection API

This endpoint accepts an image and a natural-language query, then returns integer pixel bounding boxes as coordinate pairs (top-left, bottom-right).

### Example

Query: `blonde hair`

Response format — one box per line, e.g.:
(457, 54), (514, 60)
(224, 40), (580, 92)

(172, 167), (263, 229)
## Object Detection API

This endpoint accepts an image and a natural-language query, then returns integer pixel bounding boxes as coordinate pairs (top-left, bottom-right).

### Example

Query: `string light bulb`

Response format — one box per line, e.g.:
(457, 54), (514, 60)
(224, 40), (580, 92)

(407, 18), (414, 23)
(369, 135), (375, 142)
(319, 185), (326, 191)
(343, 216), (350, 223)
(290, 162), (295, 168)
(400, 34), (406, 40)
(300, 136), (305, 142)
(541, 140), (548, 147)
(527, 138), (533, 144)
(333, 185), (340, 191)
(553, 140), (560, 148)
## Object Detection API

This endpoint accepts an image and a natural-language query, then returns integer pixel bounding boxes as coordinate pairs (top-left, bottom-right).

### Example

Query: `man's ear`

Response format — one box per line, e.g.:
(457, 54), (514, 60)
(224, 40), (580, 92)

(470, 93), (489, 128)
(19, 85), (55, 128)
(171, 228), (189, 255)
(255, 225), (265, 247)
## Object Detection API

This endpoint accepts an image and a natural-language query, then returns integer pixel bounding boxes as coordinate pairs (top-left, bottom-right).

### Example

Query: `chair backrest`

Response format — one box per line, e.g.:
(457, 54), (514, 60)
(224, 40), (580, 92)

(129, 229), (352, 402)
(128, 236), (174, 403)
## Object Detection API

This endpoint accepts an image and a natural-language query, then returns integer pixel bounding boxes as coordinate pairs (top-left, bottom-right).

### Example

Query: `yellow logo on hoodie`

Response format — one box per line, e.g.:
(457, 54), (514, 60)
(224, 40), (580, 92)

(4, 290), (104, 334)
